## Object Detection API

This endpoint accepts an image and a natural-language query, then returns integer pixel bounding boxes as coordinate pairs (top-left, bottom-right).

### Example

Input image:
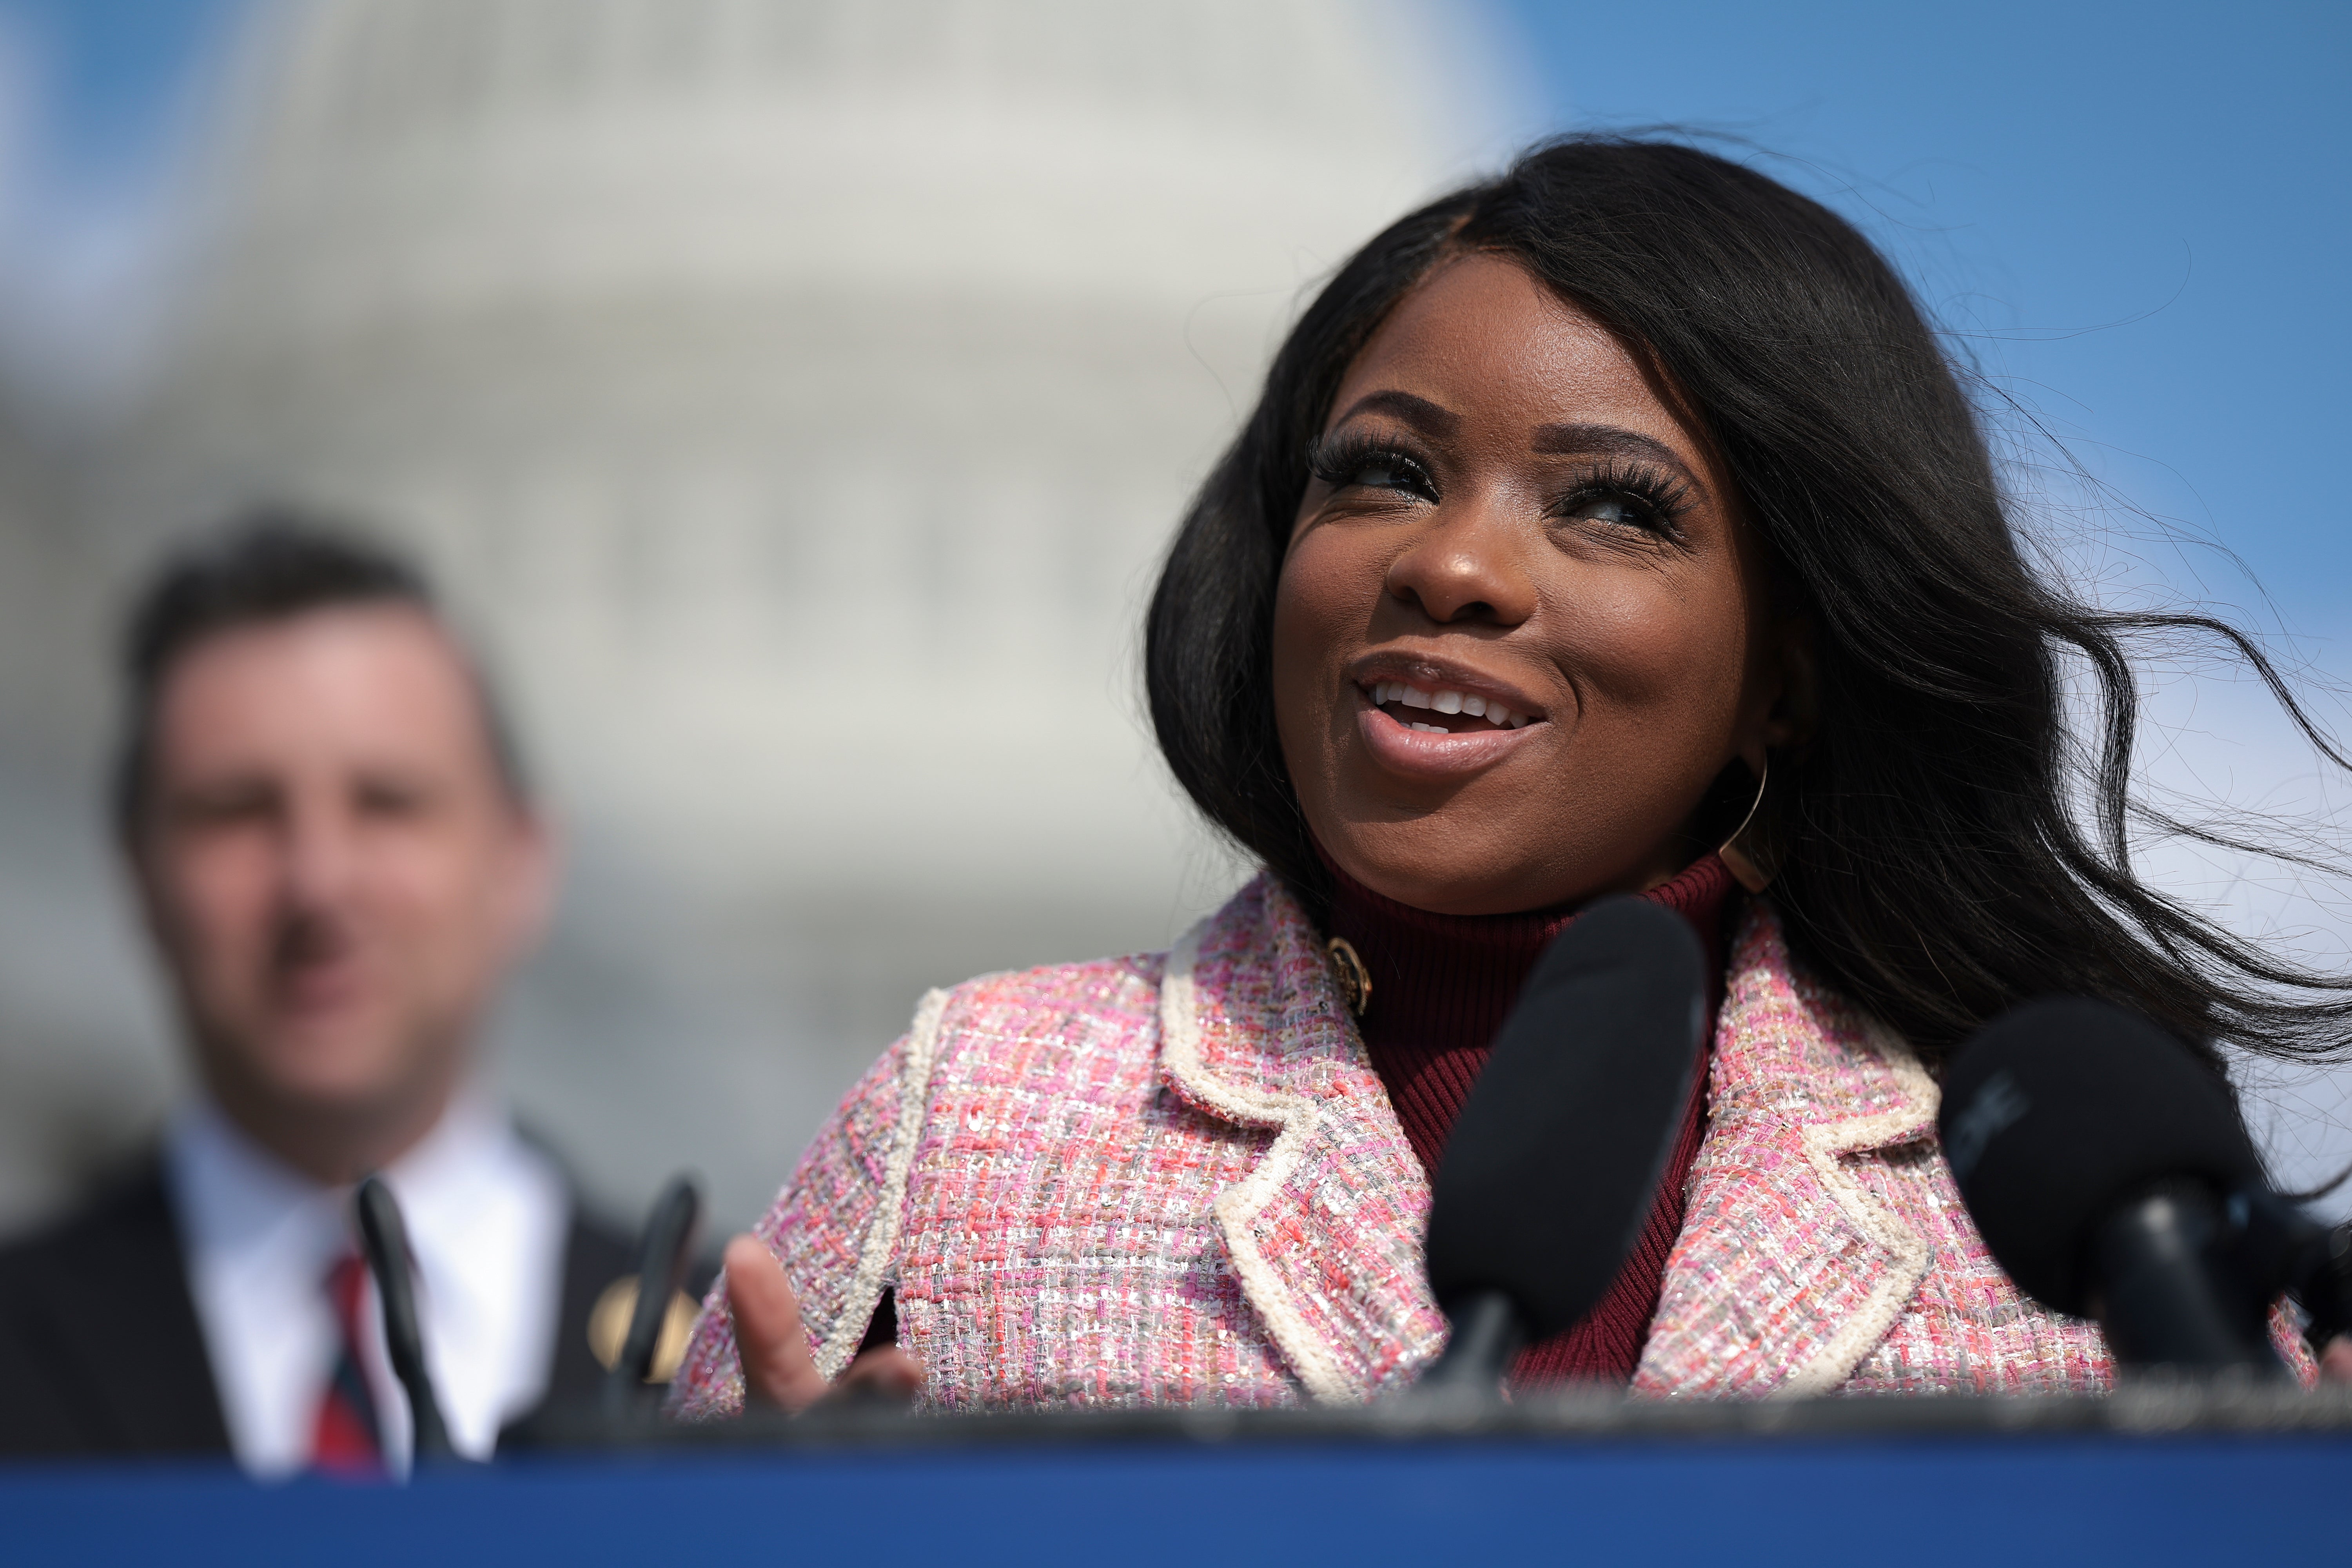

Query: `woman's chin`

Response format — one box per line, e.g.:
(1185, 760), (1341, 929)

(1319, 829), (1563, 916)
(1354, 703), (1544, 782)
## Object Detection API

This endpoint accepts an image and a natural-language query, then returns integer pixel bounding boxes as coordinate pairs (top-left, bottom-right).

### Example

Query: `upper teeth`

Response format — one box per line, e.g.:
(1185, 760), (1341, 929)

(1370, 681), (1531, 728)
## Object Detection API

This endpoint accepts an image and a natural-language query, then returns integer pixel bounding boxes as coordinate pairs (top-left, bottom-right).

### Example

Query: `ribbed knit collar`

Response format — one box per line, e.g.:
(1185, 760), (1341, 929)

(1317, 849), (1739, 1388)
(1320, 851), (1736, 1150)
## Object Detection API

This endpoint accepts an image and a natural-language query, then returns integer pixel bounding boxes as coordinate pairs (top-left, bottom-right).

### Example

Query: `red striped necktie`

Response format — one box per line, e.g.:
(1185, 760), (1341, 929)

(310, 1251), (385, 1475)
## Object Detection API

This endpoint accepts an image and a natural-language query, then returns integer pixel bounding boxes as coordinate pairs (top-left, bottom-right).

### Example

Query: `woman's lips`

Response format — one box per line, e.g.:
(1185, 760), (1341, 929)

(1362, 675), (1537, 730)
(1354, 688), (1546, 779)
(1346, 658), (1547, 726)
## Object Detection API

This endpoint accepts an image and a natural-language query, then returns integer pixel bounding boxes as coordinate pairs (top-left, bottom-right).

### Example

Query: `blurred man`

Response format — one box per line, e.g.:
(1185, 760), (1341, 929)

(0, 520), (636, 1470)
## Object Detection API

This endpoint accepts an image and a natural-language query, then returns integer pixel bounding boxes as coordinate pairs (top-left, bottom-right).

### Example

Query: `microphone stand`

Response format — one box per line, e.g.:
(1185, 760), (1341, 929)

(1414, 1290), (1524, 1398)
(603, 1176), (703, 1419)
(355, 1175), (461, 1464)
(2090, 1179), (2283, 1374)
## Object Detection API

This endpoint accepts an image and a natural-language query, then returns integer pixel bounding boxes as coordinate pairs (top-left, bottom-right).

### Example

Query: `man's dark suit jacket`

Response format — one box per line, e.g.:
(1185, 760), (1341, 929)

(0, 1154), (637, 1459)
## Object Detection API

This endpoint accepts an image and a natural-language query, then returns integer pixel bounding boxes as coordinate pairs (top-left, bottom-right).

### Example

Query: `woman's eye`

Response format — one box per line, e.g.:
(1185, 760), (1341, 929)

(1311, 441), (1432, 500)
(1564, 492), (1655, 530)
(1331, 456), (1425, 494)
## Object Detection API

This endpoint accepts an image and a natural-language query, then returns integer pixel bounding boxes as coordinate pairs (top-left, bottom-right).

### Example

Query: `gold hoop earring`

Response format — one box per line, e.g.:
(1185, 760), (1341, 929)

(1717, 755), (1780, 895)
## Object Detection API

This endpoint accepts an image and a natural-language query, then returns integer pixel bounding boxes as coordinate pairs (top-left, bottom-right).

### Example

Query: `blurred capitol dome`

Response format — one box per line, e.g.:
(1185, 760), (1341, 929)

(71, 0), (1514, 1225)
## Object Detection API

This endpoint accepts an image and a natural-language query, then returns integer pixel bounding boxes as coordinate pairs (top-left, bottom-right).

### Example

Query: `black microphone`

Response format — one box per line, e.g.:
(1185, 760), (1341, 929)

(354, 1175), (460, 1461)
(1939, 997), (2347, 1374)
(604, 1174), (703, 1417)
(1419, 896), (1708, 1394)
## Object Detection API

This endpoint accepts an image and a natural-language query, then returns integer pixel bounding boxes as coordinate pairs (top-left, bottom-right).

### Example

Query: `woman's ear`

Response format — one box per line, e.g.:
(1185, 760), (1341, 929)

(1747, 617), (1817, 768)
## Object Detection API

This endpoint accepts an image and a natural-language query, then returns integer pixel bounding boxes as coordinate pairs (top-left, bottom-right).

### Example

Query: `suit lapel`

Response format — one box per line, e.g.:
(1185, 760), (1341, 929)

(1159, 877), (1447, 1403)
(7, 1158), (234, 1454)
(1635, 903), (1938, 1397)
(544, 1209), (636, 1406)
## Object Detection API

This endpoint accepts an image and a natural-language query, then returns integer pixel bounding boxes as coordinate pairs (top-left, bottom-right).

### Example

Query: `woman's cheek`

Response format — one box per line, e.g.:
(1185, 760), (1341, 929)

(1550, 573), (1743, 715)
(1268, 555), (1329, 789)
(1271, 535), (1358, 729)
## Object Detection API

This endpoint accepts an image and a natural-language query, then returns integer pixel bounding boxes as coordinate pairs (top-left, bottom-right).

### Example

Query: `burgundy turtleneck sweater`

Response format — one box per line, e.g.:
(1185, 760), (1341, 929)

(1322, 852), (1736, 1388)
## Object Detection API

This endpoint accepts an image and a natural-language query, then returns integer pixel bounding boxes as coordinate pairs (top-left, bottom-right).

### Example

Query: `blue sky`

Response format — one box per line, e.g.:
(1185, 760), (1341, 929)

(1, 0), (2346, 633)
(0, 0), (233, 180)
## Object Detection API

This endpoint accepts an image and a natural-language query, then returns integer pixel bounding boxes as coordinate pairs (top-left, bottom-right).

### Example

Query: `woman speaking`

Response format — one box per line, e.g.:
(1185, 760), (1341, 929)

(671, 137), (2339, 1413)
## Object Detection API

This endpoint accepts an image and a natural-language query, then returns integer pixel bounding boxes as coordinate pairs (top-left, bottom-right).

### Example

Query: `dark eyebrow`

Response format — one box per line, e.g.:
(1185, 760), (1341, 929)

(1326, 389), (1462, 439)
(1532, 422), (1710, 497)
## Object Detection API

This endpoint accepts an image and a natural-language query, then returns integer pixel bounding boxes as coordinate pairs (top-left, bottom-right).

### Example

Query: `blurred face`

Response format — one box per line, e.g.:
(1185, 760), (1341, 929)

(131, 605), (551, 1179)
(1272, 252), (1799, 916)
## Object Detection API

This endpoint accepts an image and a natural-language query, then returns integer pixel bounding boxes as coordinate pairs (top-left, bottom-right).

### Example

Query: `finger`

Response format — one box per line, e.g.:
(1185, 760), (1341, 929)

(723, 1234), (829, 1414)
(2322, 1335), (2352, 1385)
(833, 1346), (923, 1406)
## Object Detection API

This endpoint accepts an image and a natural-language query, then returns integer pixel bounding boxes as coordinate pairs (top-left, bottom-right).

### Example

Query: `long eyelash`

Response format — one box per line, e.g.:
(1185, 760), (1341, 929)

(1306, 432), (1436, 495)
(1557, 458), (1693, 534)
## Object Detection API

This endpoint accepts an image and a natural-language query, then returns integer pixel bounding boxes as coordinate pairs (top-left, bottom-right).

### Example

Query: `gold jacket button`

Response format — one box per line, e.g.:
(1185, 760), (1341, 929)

(1325, 936), (1372, 1018)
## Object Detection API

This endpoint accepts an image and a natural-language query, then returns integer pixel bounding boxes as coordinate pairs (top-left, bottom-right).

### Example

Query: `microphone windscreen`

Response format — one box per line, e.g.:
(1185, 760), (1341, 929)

(1424, 896), (1708, 1340)
(1938, 997), (2261, 1316)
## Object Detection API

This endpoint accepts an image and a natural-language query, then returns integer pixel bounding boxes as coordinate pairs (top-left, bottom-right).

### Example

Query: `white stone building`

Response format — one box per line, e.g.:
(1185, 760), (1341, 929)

(5, 0), (1514, 1231)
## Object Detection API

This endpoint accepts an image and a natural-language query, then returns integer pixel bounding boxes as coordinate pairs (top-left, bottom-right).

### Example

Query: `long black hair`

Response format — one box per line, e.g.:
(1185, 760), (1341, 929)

(1145, 134), (2352, 1073)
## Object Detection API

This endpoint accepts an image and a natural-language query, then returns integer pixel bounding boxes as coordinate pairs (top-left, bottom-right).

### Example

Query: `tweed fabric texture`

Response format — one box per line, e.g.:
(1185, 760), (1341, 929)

(667, 875), (1445, 1417)
(1631, 909), (2115, 1396)
(1633, 909), (2314, 1393)
(668, 873), (2310, 1419)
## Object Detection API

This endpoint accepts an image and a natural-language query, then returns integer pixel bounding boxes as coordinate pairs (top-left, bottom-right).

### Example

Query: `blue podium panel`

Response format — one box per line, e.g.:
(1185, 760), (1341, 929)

(2, 1437), (2346, 1567)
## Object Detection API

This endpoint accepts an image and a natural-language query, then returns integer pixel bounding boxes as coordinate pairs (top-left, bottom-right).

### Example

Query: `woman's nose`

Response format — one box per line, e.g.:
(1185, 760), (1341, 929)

(1384, 498), (1537, 627)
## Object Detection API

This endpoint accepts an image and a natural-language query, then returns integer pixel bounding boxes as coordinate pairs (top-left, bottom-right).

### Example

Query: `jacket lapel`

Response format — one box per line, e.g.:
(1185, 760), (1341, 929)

(1158, 876), (1448, 1403)
(1158, 880), (1939, 1403)
(1635, 902), (1938, 1397)
(0, 1156), (234, 1455)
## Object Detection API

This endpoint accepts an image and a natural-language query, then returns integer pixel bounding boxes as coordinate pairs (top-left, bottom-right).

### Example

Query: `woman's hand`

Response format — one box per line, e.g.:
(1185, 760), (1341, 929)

(2323, 1334), (2352, 1383)
(723, 1234), (920, 1412)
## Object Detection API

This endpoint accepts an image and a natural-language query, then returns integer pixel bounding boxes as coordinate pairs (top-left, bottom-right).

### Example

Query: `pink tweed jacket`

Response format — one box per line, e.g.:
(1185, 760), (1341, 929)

(670, 874), (2309, 1414)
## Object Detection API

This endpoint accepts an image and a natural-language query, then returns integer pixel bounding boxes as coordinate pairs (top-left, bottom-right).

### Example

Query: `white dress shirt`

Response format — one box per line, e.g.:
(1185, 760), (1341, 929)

(163, 1092), (571, 1477)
